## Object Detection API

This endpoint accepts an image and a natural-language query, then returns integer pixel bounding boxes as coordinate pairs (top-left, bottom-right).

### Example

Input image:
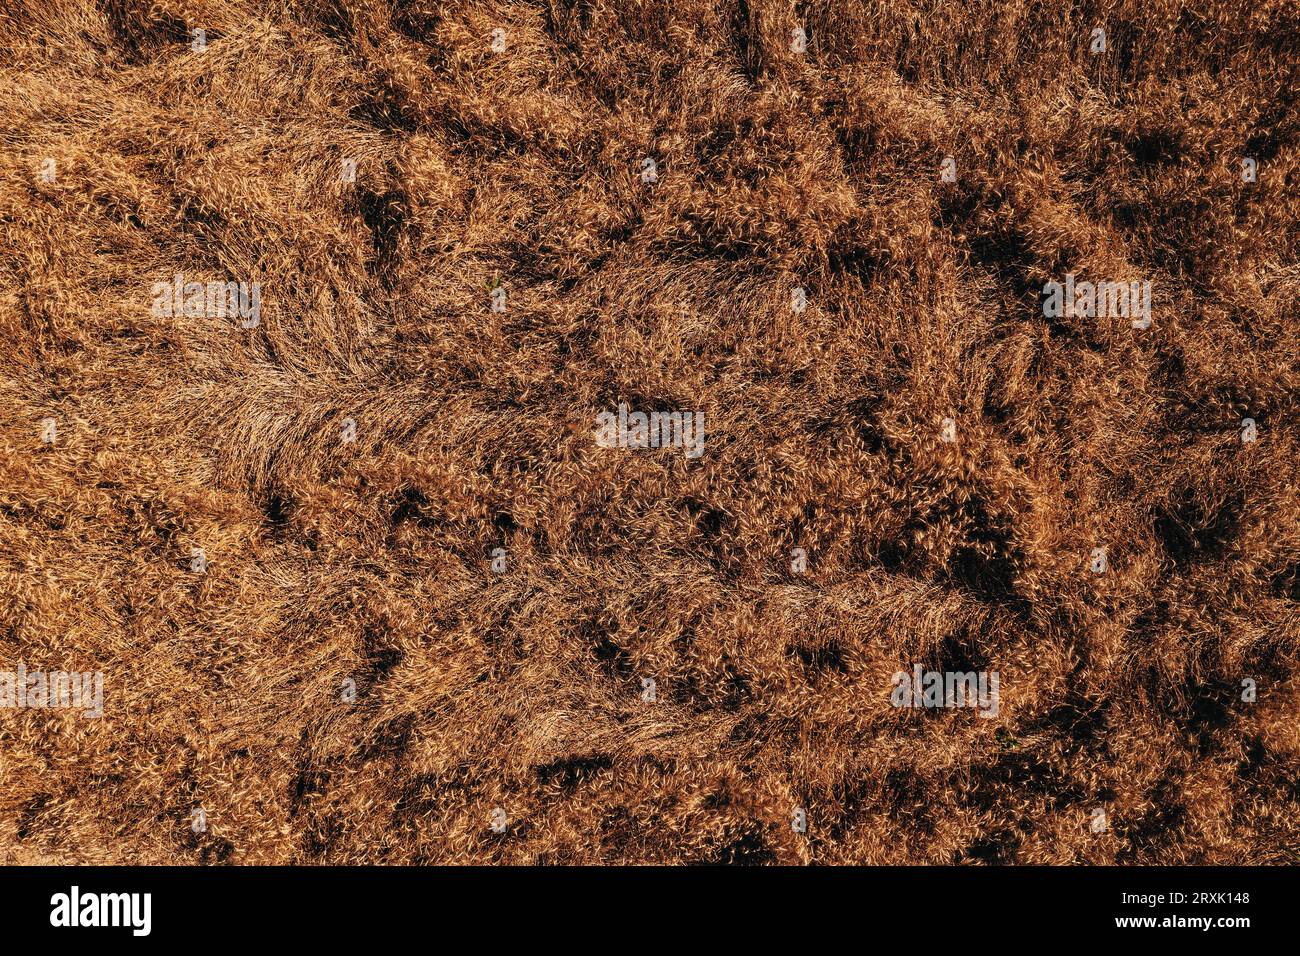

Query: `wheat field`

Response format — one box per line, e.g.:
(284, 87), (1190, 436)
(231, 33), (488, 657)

(0, 0), (1297, 864)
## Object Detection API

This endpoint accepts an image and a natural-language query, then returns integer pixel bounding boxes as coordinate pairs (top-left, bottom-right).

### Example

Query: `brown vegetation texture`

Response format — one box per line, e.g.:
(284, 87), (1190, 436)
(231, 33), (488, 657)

(1, 0), (1298, 865)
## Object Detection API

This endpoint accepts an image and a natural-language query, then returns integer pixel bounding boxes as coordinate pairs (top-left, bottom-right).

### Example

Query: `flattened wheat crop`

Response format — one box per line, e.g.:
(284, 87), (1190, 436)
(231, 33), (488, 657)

(0, 0), (1297, 864)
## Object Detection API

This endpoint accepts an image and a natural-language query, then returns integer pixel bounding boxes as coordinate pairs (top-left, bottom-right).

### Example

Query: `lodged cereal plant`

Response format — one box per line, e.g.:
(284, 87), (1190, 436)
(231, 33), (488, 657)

(0, 0), (1297, 864)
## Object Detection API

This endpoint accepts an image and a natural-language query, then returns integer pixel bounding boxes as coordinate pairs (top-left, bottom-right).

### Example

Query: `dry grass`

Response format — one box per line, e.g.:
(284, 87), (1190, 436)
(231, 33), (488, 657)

(0, 0), (1297, 864)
